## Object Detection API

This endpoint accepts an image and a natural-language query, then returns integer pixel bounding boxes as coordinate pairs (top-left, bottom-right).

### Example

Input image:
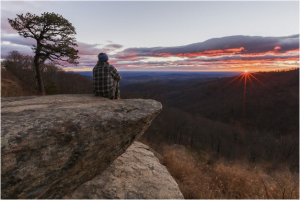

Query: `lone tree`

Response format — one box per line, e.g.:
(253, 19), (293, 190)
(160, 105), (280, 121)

(8, 12), (79, 95)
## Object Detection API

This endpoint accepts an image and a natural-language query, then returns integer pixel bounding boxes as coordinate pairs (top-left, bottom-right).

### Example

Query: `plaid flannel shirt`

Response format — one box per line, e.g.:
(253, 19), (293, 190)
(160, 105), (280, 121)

(93, 61), (121, 97)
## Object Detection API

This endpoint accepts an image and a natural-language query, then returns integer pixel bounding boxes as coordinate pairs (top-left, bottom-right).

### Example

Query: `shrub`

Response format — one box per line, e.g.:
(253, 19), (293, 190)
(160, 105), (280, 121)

(162, 145), (299, 199)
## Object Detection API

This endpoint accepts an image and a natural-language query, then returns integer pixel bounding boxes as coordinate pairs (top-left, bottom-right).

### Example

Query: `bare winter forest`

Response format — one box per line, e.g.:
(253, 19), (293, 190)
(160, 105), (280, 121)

(1, 51), (299, 199)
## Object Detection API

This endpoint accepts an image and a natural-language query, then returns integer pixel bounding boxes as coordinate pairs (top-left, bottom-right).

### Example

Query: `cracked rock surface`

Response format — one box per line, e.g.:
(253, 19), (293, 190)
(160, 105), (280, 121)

(64, 141), (184, 199)
(1, 94), (162, 199)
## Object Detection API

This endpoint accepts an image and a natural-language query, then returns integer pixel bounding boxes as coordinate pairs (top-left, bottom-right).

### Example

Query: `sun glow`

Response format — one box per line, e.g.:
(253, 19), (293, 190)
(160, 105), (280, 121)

(200, 71), (268, 128)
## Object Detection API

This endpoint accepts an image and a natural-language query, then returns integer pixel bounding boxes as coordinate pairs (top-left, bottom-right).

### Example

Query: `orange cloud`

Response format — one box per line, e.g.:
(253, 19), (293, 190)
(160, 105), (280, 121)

(149, 47), (246, 58)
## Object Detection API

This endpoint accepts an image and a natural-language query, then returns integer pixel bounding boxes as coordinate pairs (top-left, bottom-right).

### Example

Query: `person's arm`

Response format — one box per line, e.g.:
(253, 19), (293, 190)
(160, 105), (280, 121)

(110, 65), (122, 82)
(92, 67), (96, 93)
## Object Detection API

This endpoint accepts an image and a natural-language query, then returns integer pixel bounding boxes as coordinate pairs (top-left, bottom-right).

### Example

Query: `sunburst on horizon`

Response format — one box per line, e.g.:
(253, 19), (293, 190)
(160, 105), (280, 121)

(201, 70), (268, 128)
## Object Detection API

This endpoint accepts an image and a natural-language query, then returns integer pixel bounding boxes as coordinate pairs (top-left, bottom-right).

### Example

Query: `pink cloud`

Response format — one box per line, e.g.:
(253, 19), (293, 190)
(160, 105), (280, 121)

(102, 44), (123, 53)
(76, 42), (102, 56)
(1, 20), (16, 34)
(2, 34), (36, 47)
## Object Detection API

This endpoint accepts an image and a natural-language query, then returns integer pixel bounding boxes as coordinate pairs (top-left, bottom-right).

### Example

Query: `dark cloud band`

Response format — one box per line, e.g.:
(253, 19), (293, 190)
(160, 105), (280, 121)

(114, 34), (299, 58)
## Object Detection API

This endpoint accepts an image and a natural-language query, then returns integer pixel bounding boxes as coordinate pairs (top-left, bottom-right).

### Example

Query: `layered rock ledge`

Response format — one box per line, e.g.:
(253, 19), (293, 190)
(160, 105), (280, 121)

(64, 141), (184, 199)
(1, 94), (162, 199)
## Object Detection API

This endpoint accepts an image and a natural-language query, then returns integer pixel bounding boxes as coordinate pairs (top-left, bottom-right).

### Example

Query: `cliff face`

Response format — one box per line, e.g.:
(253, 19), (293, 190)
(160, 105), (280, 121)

(64, 141), (184, 199)
(1, 94), (162, 199)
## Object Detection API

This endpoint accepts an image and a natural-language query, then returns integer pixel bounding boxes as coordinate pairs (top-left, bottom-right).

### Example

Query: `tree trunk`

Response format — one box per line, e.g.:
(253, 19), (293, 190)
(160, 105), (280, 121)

(190, 125), (198, 148)
(34, 40), (45, 95)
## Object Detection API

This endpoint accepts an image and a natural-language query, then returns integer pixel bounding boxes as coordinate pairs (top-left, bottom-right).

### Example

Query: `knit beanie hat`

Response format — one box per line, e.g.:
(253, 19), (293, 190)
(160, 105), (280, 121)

(98, 53), (108, 62)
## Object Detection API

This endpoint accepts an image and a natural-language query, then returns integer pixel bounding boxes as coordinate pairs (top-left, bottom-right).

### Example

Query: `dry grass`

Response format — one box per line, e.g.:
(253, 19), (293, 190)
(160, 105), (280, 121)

(1, 69), (38, 97)
(162, 145), (299, 199)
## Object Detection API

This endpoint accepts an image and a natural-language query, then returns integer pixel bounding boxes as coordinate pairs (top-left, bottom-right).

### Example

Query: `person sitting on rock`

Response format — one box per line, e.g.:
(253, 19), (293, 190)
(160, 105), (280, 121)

(93, 53), (121, 99)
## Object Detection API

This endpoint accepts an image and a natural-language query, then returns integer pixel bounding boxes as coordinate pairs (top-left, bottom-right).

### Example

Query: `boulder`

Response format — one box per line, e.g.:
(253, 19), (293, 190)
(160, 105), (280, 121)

(1, 94), (162, 199)
(64, 141), (184, 199)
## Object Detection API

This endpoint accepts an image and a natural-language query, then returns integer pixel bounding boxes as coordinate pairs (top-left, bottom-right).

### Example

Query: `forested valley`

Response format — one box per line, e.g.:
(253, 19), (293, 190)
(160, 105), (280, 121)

(122, 68), (299, 199)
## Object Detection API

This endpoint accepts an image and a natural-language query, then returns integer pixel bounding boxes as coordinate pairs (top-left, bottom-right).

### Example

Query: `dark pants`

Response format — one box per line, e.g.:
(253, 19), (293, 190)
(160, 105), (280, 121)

(95, 80), (120, 99)
(112, 80), (120, 98)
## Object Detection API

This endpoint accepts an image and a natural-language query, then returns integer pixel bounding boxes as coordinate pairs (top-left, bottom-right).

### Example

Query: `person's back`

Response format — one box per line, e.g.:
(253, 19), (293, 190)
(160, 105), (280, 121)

(93, 53), (121, 99)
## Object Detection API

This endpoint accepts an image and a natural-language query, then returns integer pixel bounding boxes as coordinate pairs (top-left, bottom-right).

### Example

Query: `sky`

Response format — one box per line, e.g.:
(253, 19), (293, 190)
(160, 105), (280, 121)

(1, 1), (299, 72)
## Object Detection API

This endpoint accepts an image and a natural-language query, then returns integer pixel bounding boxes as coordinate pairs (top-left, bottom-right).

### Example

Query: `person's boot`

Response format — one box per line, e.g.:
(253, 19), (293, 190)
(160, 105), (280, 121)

(110, 96), (115, 100)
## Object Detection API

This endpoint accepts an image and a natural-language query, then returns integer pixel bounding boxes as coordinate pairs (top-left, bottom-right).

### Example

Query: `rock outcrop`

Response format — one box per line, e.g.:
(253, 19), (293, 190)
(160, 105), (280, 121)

(64, 141), (184, 199)
(1, 94), (162, 199)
